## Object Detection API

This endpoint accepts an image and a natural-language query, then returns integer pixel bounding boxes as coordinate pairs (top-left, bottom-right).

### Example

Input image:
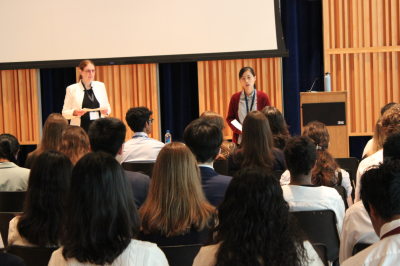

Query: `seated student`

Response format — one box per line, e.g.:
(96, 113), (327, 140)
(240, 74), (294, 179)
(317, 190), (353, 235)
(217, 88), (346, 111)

(139, 143), (216, 246)
(8, 151), (72, 247)
(193, 167), (324, 266)
(88, 118), (150, 209)
(355, 104), (400, 202)
(200, 111), (237, 161)
(49, 152), (168, 265)
(60, 126), (90, 165)
(282, 136), (346, 234)
(0, 134), (29, 191)
(261, 106), (291, 151)
(184, 119), (232, 207)
(122, 107), (164, 163)
(281, 121), (353, 206)
(227, 111), (286, 174)
(341, 159), (400, 265)
(339, 131), (400, 263)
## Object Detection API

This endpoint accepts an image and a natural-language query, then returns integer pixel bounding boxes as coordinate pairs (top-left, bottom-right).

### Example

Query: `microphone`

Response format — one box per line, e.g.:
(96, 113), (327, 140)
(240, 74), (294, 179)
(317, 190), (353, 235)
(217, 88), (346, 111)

(308, 77), (318, 92)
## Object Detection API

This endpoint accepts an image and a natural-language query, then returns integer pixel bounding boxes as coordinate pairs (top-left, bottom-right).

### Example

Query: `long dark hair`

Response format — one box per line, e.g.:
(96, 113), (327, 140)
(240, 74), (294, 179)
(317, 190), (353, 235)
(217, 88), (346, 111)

(17, 150), (73, 247)
(262, 106), (290, 150)
(206, 167), (309, 266)
(303, 121), (339, 186)
(60, 151), (140, 264)
(0, 134), (20, 163)
(234, 111), (276, 170)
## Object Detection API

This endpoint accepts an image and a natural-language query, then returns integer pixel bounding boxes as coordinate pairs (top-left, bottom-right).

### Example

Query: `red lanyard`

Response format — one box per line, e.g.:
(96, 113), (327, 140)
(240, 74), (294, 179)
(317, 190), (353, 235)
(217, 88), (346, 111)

(381, 226), (400, 240)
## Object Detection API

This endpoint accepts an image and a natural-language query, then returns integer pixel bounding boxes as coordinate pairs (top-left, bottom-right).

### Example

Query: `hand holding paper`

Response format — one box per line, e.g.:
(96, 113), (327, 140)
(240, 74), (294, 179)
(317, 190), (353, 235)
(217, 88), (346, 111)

(230, 119), (242, 132)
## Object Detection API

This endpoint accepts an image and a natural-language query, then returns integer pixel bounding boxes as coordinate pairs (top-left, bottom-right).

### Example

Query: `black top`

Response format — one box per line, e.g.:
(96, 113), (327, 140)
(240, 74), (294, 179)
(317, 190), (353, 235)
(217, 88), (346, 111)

(138, 227), (209, 247)
(80, 84), (100, 133)
(0, 252), (26, 266)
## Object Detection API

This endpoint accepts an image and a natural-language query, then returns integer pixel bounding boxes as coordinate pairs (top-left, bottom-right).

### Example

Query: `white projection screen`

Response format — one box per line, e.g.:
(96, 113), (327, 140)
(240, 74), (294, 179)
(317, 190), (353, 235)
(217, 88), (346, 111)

(0, 0), (287, 70)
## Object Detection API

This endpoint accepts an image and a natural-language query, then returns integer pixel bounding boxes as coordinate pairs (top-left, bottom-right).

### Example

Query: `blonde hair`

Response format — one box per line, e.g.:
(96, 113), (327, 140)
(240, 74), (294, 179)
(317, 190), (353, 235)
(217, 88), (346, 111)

(381, 104), (400, 138)
(200, 111), (225, 130)
(139, 142), (215, 236)
(366, 117), (384, 158)
(60, 126), (90, 165)
(217, 141), (237, 161)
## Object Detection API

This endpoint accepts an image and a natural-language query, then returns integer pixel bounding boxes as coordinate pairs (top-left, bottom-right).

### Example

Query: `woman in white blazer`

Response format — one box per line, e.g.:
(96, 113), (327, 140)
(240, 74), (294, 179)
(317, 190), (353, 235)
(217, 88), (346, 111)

(62, 60), (111, 132)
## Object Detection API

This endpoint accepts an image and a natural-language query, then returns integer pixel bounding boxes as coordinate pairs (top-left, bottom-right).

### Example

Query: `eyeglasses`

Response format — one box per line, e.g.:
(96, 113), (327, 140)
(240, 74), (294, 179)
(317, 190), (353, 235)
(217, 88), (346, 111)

(149, 118), (154, 125)
(83, 70), (96, 74)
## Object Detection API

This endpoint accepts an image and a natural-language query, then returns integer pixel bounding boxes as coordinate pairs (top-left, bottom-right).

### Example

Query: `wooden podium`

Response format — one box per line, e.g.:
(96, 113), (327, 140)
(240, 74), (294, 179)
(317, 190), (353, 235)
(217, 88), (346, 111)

(300, 92), (349, 158)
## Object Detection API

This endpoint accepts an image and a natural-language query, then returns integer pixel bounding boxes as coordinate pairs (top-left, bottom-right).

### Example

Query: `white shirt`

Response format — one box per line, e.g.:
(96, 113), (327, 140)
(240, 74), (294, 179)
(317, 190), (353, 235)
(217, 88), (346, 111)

(341, 219), (400, 266)
(122, 132), (165, 163)
(0, 162), (29, 191)
(48, 239), (168, 266)
(237, 90), (257, 144)
(355, 150), (383, 202)
(339, 201), (380, 264)
(362, 138), (374, 158)
(280, 169), (353, 198)
(282, 185), (346, 234)
(193, 241), (324, 266)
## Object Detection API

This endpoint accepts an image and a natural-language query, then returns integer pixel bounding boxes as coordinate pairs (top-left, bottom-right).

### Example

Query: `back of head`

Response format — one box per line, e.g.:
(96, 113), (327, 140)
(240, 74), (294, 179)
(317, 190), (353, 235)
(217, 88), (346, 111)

(383, 132), (400, 160)
(140, 142), (215, 236)
(88, 117), (126, 156)
(0, 133), (20, 163)
(361, 159), (400, 220)
(61, 151), (139, 264)
(381, 102), (397, 115)
(284, 136), (317, 177)
(240, 111), (275, 170)
(261, 106), (289, 136)
(381, 104), (400, 138)
(303, 121), (339, 186)
(39, 113), (68, 152)
(60, 126), (90, 165)
(210, 167), (307, 266)
(18, 150), (73, 247)
(200, 111), (225, 130)
(125, 107), (152, 132)
(367, 116), (384, 157)
(184, 119), (223, 163)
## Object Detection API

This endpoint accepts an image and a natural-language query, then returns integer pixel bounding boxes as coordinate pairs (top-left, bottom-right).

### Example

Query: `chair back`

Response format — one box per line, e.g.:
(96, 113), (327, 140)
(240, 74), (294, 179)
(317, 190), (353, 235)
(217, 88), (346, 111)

(160, 244), (202, 266)
(7, 245), (57, 266)
(270, 170), (284, 181)
(331, 186), (349, 210)
(213, 160), (229, 176)
(313, 243), (329, 266)
(291, 210), (340, 263)
(0, 213), (16, 247)
(352, 242), (372, 256)
(122, 162), (154, 178)
(0, 192), (26, 212)
(335, 157), (359, 200)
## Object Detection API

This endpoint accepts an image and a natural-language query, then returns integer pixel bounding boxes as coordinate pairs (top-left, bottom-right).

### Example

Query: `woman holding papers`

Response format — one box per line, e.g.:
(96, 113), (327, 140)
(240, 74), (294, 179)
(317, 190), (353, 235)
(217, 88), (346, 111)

(226, 66), (270, 145)
(62, 60), (111, 132)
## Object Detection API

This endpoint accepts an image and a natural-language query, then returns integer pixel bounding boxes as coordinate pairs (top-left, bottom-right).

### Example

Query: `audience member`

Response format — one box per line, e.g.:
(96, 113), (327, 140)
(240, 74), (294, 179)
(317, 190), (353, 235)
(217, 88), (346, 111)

(200, 111), (237, 160)
(341, 159), (400, 265)
(355, 103), (400, 202)
(139, 142), (216, 246)
(282, 136), (345, 234)
(280, 121), (353, 206)
(60, 126), (90, 165)
(184, 119), (232, 206)
(25, 113), (68, 169)
(193, 167), (324, 266)
(0, 133), (29, 191)
(362, 102), (397, 158)
(88, 118), (150, 208)
(8, 151), (72, 247)
(49, 152), (168, 265)
(122, 107), (164, 163)
(227, 111), (286, 174)
(261, 106), (290, 150)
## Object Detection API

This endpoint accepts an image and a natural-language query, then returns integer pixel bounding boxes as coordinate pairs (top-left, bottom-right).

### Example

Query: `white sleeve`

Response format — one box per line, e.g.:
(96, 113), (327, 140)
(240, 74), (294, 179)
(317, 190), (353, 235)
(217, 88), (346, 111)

(280, 170), (290, 186)
(340, 169), (353, 198)
(339, 210), (354, 264)
(303, 241), (325, 266)
(62, 86), (76, 120)
(354, 164), (364, 203)
(333, 193), (346, 235)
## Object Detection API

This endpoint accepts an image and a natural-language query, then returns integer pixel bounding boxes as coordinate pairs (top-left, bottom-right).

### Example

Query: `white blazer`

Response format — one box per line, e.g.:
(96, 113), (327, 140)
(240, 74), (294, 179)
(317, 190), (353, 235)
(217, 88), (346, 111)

(62, 81), (111, 126)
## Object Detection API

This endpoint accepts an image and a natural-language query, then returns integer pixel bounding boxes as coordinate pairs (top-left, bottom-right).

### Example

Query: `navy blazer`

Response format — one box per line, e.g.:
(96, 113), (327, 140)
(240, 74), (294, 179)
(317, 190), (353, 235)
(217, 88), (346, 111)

(199, 166), (232, 207)
(124, 170), (150, 209)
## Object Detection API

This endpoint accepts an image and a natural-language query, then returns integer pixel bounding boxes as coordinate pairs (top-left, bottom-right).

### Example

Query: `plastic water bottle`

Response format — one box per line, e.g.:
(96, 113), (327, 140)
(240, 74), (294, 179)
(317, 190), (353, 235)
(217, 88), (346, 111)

(324, 72), (331, 92)
(165, 130), (171, 144)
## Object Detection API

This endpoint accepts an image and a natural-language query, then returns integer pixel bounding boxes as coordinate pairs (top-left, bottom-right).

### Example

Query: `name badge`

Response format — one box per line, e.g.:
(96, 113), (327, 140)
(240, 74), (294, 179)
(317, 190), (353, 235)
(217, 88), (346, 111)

(89, 111), (100, 120)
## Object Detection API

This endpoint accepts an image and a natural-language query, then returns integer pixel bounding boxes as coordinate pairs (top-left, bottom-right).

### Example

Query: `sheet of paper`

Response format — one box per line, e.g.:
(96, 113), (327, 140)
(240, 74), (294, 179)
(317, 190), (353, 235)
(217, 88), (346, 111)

(231, 119), (242, 131)
(82, 107), (108, 112)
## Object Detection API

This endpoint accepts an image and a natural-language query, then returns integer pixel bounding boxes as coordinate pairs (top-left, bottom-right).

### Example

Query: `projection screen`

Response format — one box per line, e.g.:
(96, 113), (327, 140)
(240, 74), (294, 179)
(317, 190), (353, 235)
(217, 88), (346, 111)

(0, 0), (287, 70)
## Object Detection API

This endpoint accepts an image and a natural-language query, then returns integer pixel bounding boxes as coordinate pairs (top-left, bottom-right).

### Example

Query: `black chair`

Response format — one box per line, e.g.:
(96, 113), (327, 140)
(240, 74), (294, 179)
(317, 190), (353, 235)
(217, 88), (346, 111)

(313, 243), (329, 266)
(122, 162), (154, 178)
(0, 192), (26, 212)
(159, 244), (202, 266)
(352, 242), (372, 256)
(335, 157), (359, 200)
(270, 170), (284, 181)
(213, 160), (229, 176)
(331, 186), (349, 210)
(7, 245), (57, 266)
(0, 213), (16, 247)
(292, 210), (340, 264)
